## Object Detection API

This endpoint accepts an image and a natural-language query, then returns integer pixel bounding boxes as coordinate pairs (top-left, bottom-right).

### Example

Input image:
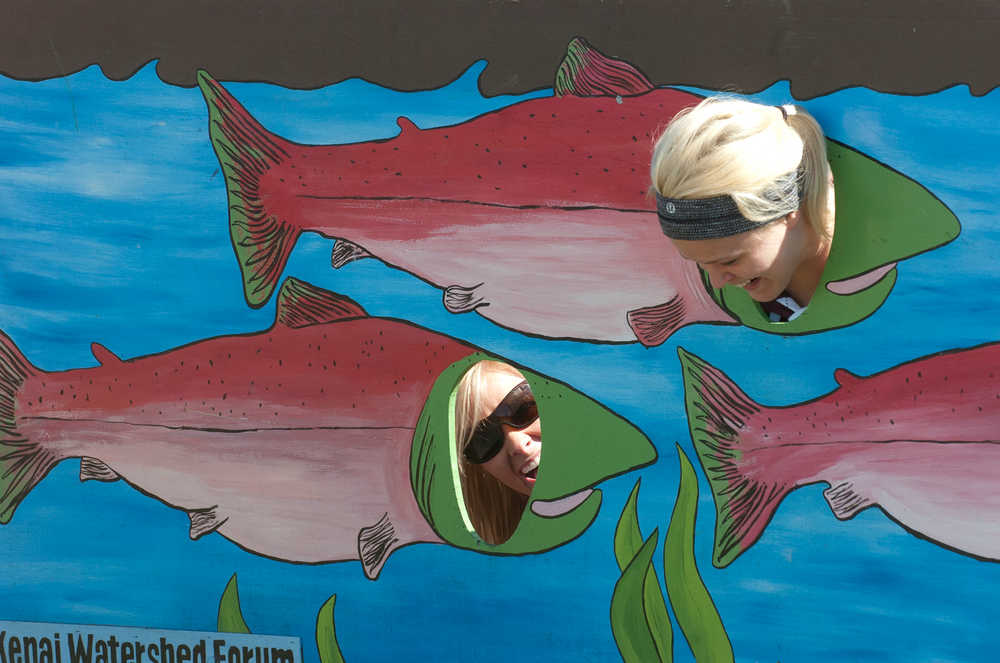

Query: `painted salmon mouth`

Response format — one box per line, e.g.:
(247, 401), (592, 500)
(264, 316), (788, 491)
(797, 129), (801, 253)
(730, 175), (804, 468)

(529, 489), (594, 518)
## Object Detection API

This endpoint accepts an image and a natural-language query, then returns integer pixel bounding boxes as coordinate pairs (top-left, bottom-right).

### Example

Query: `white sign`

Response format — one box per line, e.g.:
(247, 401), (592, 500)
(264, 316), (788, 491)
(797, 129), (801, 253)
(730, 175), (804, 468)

(0, 622), (301, 663)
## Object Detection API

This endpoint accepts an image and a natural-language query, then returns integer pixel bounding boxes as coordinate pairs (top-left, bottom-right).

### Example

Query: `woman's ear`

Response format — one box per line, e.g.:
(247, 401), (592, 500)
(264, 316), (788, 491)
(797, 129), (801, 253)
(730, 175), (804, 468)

(785, 209), (803, 228)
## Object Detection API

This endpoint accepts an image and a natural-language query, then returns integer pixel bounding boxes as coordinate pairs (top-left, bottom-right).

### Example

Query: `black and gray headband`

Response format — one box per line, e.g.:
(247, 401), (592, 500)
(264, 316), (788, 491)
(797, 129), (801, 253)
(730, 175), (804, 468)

(655, 170), (802, 241)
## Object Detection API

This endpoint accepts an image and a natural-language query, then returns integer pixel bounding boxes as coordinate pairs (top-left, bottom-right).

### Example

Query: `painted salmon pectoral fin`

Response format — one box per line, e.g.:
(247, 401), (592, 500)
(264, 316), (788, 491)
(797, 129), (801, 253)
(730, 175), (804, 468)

(826, 262), (898, 296)
(187, 506), (228, 540)
(627, 296), (688, 347)
(823, 482), (875, 520)
(90, 343), (122, 366)
(443, 283), (487, 314)
(0, 331), (53, 525)
(275, 277), (368, 329)
(677, 347), (793, 568)
(197, 70), (299, 310)
(80, 457), (120, 482)
(554, 37), (654, 97)
(330, 240), (373, 269)
(357, 513), (400, 580)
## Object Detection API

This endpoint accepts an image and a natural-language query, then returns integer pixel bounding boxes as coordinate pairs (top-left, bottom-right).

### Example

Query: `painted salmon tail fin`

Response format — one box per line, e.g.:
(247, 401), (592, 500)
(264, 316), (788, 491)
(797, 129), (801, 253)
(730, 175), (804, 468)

(198, 70), (300, 309)
(0, 331), (55, 524)
(554, 37), (654, 97)
(677, 347), (792, 568)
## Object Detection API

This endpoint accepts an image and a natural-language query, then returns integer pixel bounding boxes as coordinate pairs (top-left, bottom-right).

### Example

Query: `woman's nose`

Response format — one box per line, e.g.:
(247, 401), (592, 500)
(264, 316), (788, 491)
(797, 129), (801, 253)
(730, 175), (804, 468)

(703, 264), (732, 289)
(506, 428), (538, 455)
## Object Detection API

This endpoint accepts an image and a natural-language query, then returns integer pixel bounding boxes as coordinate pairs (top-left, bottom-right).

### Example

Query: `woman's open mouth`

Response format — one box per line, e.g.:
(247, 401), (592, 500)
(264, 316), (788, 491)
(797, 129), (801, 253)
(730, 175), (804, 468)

(734, 276), (761, 291)
(521, 456), (539, 481)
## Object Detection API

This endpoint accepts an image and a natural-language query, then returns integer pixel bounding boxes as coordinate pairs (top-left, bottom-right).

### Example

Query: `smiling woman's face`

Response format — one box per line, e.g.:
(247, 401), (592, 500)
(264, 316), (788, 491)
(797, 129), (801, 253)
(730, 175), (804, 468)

(671, 212), (813, 304)
(476, 370), (542, 497)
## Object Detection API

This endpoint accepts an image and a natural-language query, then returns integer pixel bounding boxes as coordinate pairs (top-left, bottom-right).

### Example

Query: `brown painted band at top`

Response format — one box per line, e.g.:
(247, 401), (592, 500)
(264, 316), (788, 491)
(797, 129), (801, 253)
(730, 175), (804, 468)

(2, 0), (998, 97)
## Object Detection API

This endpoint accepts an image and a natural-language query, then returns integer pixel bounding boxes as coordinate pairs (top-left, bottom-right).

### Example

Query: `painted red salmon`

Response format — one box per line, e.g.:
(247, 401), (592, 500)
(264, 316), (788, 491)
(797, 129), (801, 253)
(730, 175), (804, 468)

(678, 344), (1000, 568)
(198, 41), (735, 346)
(198, 39), (960, 345)
(0, 278), (656, 578)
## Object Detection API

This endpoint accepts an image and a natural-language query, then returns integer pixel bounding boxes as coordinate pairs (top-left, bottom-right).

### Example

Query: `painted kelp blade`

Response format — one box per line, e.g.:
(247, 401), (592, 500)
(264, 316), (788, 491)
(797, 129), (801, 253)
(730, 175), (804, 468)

(215, 575), (346, 663)
(611, 529), (664, 663)
(412, 353), (657, 555)
(217, 574), (251, 634)
(678, 343), (1000, 568)
(609, 465), (733, 663)
(663, 445), (732, 662)
(612, 479), (673, 662)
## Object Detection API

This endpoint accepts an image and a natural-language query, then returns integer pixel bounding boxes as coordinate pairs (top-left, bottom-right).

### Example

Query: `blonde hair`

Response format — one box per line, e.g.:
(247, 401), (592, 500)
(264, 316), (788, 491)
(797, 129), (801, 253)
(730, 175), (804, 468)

(454, 360), (530, 545)
(650, 96), (832, 237)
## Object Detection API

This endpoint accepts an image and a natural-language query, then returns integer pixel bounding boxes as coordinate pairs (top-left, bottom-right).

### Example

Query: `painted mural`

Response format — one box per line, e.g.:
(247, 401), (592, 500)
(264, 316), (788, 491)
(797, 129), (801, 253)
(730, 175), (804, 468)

(3, 4), (1000, 662)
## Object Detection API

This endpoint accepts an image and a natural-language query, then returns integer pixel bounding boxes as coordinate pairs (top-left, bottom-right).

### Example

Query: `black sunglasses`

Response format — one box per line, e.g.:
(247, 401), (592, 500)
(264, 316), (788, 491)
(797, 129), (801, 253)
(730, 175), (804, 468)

(463, 381), (539, 464)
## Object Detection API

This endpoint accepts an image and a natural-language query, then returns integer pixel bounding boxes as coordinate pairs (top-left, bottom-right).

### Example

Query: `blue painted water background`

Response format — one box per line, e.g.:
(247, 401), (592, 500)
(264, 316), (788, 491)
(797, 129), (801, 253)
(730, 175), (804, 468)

(1, 60), (998, 662)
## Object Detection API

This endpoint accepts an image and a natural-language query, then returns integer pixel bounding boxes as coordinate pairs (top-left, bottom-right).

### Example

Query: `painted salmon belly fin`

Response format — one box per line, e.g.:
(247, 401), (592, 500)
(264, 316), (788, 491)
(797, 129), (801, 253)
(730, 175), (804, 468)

(198, 70), (299, 309)
(80, 457), (120, 482)
(823, 482), (875, 520)
(358, 512), (400, 580)
(0, 331), (56, 524)
(275, 277), (368, 328)
(330, 240), (372, 269)
(554, 37), (654, 97)
(188, 505), (229, 540)
(626, 296), (688, 348)
(677, 347), (794, 568)
(443, 283), (487, 314)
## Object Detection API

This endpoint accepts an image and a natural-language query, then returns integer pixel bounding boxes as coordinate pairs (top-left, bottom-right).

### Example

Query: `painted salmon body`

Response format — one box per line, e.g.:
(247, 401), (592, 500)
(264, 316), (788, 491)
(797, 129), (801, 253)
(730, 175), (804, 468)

(198, 48), (737, 347)
(199, 39), (960, 345)
(0, 279), (657, 578)
(678, 344), (1000, 567)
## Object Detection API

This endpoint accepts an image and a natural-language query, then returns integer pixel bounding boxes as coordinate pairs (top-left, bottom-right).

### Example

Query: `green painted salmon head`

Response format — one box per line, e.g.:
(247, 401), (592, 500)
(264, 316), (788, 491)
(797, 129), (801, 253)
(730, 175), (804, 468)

(412, 352), (657, 554)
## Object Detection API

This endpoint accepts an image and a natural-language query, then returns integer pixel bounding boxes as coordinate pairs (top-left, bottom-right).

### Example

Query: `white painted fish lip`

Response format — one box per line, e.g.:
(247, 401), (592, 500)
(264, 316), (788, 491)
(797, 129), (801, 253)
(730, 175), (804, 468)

(529, 488), (594, 518)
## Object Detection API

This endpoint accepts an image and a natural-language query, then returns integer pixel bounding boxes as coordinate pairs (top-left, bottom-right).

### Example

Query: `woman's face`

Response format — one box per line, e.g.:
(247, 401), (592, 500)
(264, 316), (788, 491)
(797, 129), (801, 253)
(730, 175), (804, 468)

(477, 371), (542, 497)
(671, 213), (809, 303)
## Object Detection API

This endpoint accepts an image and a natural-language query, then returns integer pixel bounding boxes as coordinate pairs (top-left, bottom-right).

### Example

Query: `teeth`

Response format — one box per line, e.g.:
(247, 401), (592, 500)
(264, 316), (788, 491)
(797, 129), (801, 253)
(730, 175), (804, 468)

(734, 277), (755, 288)
(521, 456), (540, 475)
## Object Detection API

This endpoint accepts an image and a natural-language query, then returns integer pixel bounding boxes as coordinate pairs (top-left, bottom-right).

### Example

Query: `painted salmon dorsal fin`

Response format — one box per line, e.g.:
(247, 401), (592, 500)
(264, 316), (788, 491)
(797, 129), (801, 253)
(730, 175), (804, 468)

(80, 457), (120, 482)
(823, 482), (874, 520)
(443, 283), (487, 314)
(833, 368), (863, 387)
(358, 512), (400, 580)
(275, 277), (368, 329)
(188, 506), (228, 540)
(90, 343), (122, 366)
(554, 37), (654, 97)
(331, 240), (373, 269)
(627, 296), (688, 347)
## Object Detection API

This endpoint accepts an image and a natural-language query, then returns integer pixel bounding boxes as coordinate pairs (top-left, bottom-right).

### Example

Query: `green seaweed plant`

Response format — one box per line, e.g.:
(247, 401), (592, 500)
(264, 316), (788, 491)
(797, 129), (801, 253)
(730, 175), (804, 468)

(217, 573), (346, 663)
(610, 445), (734, 662)
(218, 574), (251, 634)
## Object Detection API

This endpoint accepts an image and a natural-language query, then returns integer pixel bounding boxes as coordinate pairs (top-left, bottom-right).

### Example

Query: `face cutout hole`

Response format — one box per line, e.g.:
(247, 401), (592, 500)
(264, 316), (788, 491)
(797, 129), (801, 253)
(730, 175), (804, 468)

(453, 360), (543, 545)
